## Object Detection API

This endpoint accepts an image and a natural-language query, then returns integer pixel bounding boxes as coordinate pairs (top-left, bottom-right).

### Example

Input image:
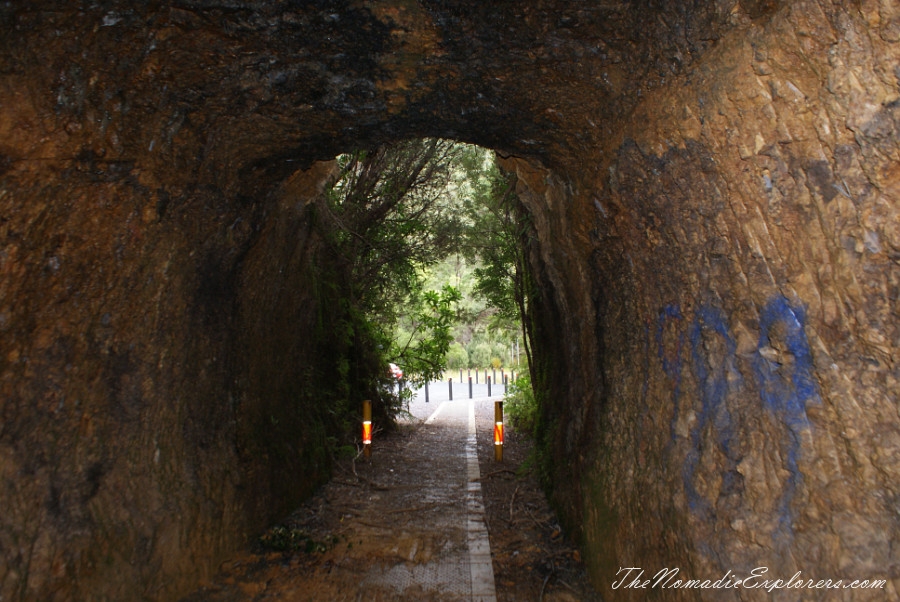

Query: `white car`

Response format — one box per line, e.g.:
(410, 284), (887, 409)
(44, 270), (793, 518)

(388, 363), (403, 380)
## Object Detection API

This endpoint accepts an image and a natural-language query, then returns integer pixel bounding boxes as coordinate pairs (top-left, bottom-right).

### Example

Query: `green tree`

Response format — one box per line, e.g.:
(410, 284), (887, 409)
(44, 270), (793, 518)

(392, 284), (461, 385)
(445, 342), (469, 370)
(470, 342), (492, 368)
(458, 148), (536, 373)
(314, 139), (536, 429)
(321, 138), (465, 316)
(317, 139), (467, 417)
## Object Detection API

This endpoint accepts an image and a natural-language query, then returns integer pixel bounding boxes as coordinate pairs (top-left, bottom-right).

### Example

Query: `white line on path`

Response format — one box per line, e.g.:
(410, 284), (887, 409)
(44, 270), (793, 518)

(466, 398), (497, 601)
(424, 401), (447, 424)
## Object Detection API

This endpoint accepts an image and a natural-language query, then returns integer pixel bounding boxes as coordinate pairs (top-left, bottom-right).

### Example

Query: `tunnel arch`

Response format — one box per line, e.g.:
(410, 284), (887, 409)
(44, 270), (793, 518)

(2, 1), (899, 600)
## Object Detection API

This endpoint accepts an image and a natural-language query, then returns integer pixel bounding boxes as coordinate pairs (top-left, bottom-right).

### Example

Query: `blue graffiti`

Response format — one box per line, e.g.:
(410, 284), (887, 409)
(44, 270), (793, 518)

(753, 296), (820, 541)
(684, 304), (742, 520)
(656, 304), (685, 444)
(663, 297), (819, 556)
(755, 297), (819, 425)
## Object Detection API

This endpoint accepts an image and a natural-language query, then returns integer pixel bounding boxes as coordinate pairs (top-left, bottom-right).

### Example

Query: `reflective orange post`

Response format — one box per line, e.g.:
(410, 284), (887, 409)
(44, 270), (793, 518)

(362, 399), (372, 458)
(494, 400), (504, 462)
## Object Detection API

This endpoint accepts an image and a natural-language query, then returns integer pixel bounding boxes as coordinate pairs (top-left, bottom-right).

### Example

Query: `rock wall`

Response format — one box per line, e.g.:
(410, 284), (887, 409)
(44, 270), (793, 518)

(0, 135), (338, 598)
(0, 12), (344, 590)
(1, 1), (898, 600)
(505, 2), (900, 598)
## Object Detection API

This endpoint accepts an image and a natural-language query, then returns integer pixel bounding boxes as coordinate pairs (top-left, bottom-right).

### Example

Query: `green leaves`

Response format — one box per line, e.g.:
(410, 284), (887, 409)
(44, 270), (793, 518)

(393, 284), (461, 385)
(320, 138), (466, 316)
(456, 148), (534, 369)
(317, 139), (470, 416)
(504, 373), (538, 437)
(315, 138), (534, 424)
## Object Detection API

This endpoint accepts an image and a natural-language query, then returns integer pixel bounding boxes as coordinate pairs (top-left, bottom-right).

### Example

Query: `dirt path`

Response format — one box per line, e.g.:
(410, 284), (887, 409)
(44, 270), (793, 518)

(181, 398), (601, 601)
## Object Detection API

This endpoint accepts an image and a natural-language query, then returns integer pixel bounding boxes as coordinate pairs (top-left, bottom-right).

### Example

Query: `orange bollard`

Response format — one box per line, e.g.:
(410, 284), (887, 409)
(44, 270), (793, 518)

(494, 400), (504, 462)
(362, 400), (372, 458)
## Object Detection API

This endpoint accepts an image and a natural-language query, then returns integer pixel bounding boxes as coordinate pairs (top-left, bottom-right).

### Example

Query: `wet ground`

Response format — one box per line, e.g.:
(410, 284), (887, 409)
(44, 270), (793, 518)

(180, 393), (602, 601)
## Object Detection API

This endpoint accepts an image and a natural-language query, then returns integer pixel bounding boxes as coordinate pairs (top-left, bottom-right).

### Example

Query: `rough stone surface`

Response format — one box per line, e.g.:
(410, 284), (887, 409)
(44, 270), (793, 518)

(1, 1), (898, 600)
(502, 3), (900, 598)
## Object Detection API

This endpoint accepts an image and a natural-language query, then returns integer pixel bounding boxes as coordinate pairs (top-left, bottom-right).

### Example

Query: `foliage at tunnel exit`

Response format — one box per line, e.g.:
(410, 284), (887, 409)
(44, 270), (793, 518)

(392, 283), (461, 386)
(457, 147), (537, 374)
(504, 372), (539, 437)
(313, 138), (468, 426)
(314, 138), (539, 430)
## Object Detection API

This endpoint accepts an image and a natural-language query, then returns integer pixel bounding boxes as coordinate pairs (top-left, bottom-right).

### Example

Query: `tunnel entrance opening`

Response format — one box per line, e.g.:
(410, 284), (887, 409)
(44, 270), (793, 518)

(175, 135), (595, 599)
(299, 137), (537, 442)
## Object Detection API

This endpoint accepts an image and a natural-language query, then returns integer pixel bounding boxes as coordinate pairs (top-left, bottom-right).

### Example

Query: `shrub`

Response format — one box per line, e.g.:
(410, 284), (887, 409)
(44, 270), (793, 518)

(445, 342), (469, 370)
(470, 342), (492, 368)
(504, 372), (538, 436)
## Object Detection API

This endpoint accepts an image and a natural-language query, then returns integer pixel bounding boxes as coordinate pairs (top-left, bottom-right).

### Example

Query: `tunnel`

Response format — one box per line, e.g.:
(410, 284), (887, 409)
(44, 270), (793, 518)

(1, 1), (899, 600)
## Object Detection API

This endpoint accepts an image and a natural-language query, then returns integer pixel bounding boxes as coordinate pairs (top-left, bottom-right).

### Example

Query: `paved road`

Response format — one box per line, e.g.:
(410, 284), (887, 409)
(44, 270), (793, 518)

(182, 396), (505, 601)
(403, 377), (510, 411)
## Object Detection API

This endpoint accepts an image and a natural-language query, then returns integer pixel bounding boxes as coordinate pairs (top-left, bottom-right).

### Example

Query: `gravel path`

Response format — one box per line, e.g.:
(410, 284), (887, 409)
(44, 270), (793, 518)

(181, 391), (600, 601)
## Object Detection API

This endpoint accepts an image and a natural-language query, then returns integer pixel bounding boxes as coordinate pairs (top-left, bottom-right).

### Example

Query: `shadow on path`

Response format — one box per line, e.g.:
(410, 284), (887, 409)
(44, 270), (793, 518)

(181, 398), (600, 601)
